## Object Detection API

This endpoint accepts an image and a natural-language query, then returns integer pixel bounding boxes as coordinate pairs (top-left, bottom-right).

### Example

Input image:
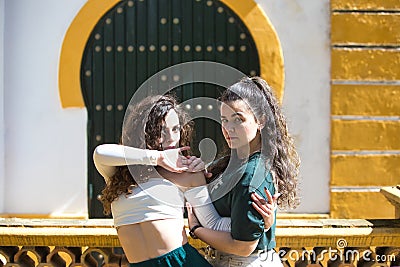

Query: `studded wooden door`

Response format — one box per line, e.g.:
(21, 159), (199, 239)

(81, 0), (260, 218)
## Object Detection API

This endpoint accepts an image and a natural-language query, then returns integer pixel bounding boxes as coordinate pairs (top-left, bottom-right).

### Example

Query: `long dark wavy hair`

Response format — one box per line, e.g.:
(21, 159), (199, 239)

(99, 95), (194, 215)
(209, 77), (300, 210)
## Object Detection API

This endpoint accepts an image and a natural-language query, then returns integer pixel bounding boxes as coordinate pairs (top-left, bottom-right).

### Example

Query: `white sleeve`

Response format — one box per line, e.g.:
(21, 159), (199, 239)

(93, 144), (160, 182)
(184, 185), (231, 232)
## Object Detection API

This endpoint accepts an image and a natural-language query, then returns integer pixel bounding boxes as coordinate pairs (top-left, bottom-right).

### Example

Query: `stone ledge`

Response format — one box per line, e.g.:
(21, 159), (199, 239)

(1, 218), (399, 248)
(381, 185), (400, 215)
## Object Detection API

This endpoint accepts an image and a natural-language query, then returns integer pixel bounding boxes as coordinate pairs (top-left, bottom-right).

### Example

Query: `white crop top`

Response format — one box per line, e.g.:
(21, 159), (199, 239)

(111, 178), (185, 227)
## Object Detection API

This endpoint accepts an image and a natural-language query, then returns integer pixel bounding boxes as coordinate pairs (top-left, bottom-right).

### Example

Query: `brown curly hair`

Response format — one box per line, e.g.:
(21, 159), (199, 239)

(209, 77), (301, 210)
(99, 95), (194, 215)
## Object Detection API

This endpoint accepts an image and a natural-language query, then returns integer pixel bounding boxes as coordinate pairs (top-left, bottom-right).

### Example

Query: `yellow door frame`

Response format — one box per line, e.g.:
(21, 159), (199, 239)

(58, 0), (284, 108)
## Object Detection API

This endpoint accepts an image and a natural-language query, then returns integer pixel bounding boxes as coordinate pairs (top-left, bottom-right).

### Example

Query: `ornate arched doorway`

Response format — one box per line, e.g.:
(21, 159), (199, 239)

(59, 0), (284, 218)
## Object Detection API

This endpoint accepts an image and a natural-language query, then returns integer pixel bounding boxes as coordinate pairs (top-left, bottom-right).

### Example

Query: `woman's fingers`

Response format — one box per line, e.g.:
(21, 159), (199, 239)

(251, 191), (266, 203)
(273, 193), (281, 201)
(188, 158), (205, 172)
(186, 202), (193, 213)
(204, 171), (212, 179)
(161, 149), (189, 172)
(164, 155), (188, 172)
(251, 202), (265, 215)
(272, 193), (281, 209)
(179, 146), (191, 153)
(251, 193), (273, 214)
(179, 156), (194, 165)
(186, 202), (200, 227)
(263, 187), (274, 204)
(162, 162), (187, 172)
(251, 201), (272, 216)
(251, 192), (266, 207)
(180, 156), (206, 172)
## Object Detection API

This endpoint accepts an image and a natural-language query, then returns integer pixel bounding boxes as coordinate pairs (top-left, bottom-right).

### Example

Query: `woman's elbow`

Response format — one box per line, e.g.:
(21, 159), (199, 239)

(93, 145), (111, 161)
(238, 248), (256, 257)
(93, 147), (102, 163)
(232, 240), (258, 257)
(94, 144), (108, 155)
(234, 250), (253, 257)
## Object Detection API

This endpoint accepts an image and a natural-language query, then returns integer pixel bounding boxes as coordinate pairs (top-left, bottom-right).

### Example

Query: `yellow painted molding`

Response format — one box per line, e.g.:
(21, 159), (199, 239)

(276, 227), (400, 247)
(330, 191), (396, 219)
(0, 213), (88, 219)
(59, 0), (284, 108)
(0, 218), (114, 227)
(220, 0), (284, 102)
(332, 48), (400, 81)
(276, 213), (329, 220)
(2, 218), (400, 247)
(331, 84), (400, 116)
(331, 120), (400, 151)
(331, 13), (400, 45)
(0, 227), (120, 247)
(331, 154), (400, 186)
(58, 0), (120, 108)
(331, 0), (400, 11)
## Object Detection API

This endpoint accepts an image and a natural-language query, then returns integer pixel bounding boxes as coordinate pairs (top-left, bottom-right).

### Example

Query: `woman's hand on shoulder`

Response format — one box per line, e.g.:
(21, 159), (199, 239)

(182, 156), (205, 172)
(180, 156), (212, 178)
(251, 188), (280, 231)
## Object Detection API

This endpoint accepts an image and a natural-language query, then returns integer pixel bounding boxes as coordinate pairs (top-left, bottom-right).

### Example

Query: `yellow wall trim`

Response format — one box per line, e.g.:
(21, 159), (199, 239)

(331, 13), (400, 45)
(331, 0), (400, 11)
(58, 0), (284, 108)
(0, 214), (87, 219)
(332, 48), (400, 81)
(58, 0), (120, 108)
(332, 120), (400, 151)
(331, 155), (400, 186)
(220, 0), (284, 102)
(331, 84), (400, 116)
(330, 0), (400, 219)
(330, 191), (395, 219)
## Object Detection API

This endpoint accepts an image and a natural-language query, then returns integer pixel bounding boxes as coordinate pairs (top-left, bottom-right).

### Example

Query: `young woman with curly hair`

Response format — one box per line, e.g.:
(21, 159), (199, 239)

(186, 77), (300, 267)
(94, 95), (213, 266)
(94, 94), (272, 266)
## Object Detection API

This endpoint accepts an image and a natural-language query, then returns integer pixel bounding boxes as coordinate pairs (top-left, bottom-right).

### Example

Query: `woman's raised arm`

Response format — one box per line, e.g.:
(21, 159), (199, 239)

(93, 144), (189, 181)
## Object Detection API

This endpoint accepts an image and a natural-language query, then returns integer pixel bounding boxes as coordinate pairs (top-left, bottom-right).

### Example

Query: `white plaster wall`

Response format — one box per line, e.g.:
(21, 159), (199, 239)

(3, 0), (88, 216)
(257, 0), (331, 213)
(2, 0), (330, 215)
(0, 0), (5, 213)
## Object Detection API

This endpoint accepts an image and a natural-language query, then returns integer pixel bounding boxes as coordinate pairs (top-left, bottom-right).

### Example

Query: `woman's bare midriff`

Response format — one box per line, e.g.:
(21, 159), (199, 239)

(116, 171), (206, 263)
(116, 218), (187, 263)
